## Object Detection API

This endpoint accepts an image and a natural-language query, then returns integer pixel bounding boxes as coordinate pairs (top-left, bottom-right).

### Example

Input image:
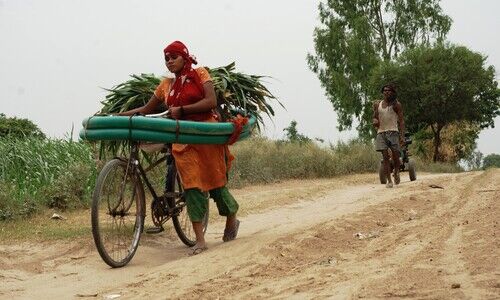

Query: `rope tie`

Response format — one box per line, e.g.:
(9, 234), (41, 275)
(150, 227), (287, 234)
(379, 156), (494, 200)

(175, 119), (180, 143)
(128, 115), (134, 141)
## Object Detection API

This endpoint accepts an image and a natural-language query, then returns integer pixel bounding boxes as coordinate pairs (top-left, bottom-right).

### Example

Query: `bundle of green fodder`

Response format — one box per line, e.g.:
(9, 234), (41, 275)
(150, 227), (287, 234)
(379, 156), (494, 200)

(100, 62), (281, 127)
(94, 62), (281, 158)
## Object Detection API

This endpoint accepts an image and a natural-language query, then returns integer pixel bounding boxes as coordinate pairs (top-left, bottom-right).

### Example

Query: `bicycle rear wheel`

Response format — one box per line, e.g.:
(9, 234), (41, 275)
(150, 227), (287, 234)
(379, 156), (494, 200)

(91, 158), (145, 268)
(166, 163), (208, 247)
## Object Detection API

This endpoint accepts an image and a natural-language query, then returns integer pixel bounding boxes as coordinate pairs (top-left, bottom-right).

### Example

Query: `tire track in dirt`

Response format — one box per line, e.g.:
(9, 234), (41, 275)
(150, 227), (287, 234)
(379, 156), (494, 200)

(438, 170), (499, 299)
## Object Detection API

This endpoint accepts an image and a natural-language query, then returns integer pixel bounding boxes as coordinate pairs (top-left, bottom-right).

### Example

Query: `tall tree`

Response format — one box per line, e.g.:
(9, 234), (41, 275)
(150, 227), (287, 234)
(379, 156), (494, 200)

(410, 121), (480, 163)
(370, 44), (500, 161)
(307, 0), (451, 136)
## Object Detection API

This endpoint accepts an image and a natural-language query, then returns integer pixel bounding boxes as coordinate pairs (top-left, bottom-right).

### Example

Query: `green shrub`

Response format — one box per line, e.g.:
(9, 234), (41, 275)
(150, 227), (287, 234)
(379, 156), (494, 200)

(0, 113), (45, 139)
(0, 136), (97, 219)
(413, 157), (463, 173)
(228, 137), (380, 187)
(228, 136), (462, 188)
(483, 153), (500, 169)
(42, 164), (95, 210)
(0, 181), (39, 220)
(0, 181), (18, 220)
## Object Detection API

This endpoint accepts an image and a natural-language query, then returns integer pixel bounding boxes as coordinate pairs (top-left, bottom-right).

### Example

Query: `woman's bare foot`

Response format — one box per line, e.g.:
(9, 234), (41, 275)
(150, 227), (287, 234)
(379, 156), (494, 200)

(189, 242), (207, 256)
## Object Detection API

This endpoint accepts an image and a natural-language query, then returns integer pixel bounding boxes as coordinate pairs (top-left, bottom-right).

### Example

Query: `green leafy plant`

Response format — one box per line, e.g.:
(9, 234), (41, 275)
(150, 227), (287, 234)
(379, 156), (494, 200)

(208, 62), (281, 124)
(0, 136), (96, 220)
(283, 120), (311, 144)
(101, 73), (162, 114)
(100, 62), (282, 126)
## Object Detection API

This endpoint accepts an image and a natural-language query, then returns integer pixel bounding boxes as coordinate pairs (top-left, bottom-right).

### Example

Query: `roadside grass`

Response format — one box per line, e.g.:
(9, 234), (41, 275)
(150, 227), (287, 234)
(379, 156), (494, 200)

(228, 137), (381, 187)
(0, 136), (97, 220)
(2, 175), (375, 242)
(1, 135), (462, 226)
(414, 157), (463, 173)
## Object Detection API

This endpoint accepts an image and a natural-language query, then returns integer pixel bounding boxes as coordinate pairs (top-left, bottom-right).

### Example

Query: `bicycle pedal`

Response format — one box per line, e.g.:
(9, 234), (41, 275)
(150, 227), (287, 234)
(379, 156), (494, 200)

(145, 226), (164, 234)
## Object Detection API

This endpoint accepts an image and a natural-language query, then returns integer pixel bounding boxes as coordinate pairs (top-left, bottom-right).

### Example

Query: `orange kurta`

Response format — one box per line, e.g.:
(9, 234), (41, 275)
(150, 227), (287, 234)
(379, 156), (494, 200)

(154, 68), (233, 191)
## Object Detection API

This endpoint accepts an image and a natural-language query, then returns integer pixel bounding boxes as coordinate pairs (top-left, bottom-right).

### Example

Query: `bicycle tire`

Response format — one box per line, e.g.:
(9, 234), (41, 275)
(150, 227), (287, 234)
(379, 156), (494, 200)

(167, 163), (209, 247)
(408, 159), (417, 181)
(91, 158), (145, 268)
(378, 161), (387, 184)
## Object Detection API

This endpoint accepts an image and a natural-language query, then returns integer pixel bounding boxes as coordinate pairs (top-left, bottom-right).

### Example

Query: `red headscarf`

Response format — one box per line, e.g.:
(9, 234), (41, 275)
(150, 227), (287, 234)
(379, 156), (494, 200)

(163, 41), (205, 109)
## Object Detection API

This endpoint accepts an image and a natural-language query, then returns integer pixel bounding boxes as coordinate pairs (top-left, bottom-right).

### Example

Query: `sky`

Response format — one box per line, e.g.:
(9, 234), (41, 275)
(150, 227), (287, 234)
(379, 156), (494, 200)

(0, 0), (499, 155)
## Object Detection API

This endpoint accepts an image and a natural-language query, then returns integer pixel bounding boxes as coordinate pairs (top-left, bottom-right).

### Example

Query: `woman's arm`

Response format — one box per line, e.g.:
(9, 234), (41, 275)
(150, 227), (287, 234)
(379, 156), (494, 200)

(118, 95), (163, 116)
(168, 81), (217, 119)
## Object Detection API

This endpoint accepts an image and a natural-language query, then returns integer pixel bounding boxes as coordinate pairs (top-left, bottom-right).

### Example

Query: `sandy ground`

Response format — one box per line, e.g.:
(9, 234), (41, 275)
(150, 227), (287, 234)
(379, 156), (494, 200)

(0, 169), (498, 299)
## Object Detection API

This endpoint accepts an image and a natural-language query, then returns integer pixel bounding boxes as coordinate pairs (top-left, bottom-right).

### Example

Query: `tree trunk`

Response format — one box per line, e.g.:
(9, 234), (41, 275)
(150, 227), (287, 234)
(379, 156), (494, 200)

(431, 124), (443, 162)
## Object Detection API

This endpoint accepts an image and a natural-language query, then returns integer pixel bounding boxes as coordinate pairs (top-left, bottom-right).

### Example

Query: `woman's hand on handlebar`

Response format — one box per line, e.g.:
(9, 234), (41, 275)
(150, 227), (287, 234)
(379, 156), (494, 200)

(168, 106), (183, 119)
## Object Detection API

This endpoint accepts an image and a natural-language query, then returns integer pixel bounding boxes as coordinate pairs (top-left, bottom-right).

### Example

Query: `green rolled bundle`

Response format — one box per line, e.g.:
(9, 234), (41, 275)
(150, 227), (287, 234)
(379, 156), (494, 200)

(79, 114), (255, 144)
(79, 128), (251, 144)
(82, 114), (256, 135)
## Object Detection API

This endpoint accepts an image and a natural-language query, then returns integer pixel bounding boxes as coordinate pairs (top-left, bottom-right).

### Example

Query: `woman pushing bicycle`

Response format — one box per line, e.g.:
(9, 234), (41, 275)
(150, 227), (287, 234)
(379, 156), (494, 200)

(120, 41), (240, 255)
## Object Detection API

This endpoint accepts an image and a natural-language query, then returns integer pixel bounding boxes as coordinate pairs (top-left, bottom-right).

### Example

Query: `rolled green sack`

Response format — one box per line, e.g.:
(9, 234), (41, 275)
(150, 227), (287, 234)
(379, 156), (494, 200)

(82, 114), (256, 136)
(79, 128), (252, 144)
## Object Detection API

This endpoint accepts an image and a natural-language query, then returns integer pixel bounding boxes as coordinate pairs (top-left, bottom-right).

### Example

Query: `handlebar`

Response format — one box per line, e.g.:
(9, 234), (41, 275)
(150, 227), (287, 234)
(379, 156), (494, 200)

(145, 111), (170, 118)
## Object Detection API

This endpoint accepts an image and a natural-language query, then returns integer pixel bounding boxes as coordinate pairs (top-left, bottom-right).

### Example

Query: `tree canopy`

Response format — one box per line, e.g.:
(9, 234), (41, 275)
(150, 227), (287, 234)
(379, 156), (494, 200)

(0, 113), (45, 139)
(370, 43), (500, 161)
(307, 0), (451, 136)
(483, 153), (500, 169)
(283, 120), (312, 144)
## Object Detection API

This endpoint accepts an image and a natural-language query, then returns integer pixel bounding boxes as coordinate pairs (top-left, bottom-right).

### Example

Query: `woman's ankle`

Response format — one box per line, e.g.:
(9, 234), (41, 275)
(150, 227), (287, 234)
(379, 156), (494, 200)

(195, 241), (207, 248)
(226, 215), (237, 227)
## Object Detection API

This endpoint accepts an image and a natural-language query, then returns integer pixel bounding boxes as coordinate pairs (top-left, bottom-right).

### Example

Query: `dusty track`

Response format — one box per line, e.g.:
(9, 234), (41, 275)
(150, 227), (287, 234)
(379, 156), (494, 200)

(1, 170), (498, 299)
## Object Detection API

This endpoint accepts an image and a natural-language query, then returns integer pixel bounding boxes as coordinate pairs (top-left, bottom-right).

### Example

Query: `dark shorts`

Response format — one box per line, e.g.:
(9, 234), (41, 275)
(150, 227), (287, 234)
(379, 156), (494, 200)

(375, 131), (400, 152)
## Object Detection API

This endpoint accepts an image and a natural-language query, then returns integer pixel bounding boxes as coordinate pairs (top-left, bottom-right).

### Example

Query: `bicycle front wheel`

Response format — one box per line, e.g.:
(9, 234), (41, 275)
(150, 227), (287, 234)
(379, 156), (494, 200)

(91, 158), (145, 268)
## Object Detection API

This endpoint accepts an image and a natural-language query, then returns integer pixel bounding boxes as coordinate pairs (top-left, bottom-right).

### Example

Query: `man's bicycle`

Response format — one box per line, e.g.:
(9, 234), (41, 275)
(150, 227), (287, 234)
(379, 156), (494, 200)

(91, 141), (208, 268)
(378, 132), (417, 184)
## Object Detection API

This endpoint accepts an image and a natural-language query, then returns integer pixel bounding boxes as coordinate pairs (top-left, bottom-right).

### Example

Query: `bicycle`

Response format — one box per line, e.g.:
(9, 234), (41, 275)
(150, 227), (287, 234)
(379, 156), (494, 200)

(378, 132), (417, 184)
(91, 141), (209, 268)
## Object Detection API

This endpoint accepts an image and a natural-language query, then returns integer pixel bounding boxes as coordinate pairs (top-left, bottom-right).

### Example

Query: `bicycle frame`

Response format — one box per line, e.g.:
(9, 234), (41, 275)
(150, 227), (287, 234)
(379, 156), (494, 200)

(123, 142), (183, 228)
(128, 143), (164, 201)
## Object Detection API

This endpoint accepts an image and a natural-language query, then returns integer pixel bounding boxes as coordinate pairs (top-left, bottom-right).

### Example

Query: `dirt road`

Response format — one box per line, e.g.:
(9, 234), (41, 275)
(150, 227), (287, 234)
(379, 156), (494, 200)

(1, 170), (498, 299)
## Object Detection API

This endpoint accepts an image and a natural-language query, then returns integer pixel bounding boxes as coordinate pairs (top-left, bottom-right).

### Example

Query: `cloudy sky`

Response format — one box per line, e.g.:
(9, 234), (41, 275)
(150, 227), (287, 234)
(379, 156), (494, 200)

(0, 0), (498, 155)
